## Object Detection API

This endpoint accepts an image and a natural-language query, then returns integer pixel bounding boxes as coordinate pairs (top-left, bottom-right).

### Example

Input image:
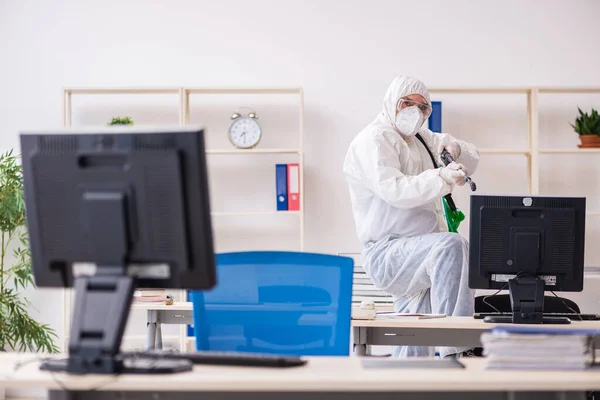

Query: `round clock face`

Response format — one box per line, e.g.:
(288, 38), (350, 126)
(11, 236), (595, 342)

(228, 117), (261, 149)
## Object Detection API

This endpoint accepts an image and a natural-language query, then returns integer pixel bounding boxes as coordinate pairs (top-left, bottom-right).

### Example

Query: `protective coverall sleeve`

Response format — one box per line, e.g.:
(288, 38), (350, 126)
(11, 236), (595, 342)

(421, 128), (480, 175)
(359, 135), (452, 209)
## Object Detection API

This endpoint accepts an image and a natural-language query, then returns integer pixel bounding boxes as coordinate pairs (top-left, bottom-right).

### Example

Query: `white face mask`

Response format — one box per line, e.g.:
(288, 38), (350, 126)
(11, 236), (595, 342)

(395, 106), (424, 136)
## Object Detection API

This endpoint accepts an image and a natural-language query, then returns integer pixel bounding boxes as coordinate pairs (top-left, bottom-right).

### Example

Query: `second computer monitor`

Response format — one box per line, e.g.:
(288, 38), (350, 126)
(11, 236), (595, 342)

(469, 195), (585, 323)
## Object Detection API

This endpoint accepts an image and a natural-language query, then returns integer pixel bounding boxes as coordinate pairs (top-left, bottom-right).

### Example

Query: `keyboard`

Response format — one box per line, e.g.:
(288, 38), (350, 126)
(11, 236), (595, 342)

(124, 350), (307, 368)
(473, 312), (600, 321)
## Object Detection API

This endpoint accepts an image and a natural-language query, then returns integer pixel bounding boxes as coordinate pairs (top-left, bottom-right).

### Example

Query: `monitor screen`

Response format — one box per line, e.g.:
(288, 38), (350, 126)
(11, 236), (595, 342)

(20, 127), (216, 290)
(469, 195), (585, 292)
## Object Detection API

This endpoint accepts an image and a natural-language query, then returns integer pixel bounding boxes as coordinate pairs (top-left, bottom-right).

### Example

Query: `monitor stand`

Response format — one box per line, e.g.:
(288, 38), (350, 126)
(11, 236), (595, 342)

(40, 189), (192, 374)
(40, 273), (193, 374)
(483, 276), (570, 325)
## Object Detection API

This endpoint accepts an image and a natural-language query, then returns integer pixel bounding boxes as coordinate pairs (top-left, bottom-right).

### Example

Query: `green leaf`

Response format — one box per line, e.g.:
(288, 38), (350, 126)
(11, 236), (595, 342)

(0, 150), (58, 353)
(572, 107), (600, 136)
(107, 116), (134, 126)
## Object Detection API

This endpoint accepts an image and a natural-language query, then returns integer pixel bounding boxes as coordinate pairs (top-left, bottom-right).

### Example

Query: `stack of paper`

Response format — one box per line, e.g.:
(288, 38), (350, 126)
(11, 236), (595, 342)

(133, 289), (172, 303)
(481, 326), (597, 370)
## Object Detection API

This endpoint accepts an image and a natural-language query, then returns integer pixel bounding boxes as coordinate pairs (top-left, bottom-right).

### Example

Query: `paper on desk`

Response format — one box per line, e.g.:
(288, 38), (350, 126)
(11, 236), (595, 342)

(481, 328), (594, 371)
(485, 355), (590, 371)
(376, 312), (446, 320)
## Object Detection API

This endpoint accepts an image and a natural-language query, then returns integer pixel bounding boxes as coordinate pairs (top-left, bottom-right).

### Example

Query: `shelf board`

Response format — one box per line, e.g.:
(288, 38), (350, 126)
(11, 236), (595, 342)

(478, 148), (530, 154)
(62, 87), (600, 96)
(185, 87), (302, 95)
(539, 148), (600, 154)
(64, 87), (180, 95)
(211, 211), (300, 217)
(538, 88), (600, 94)
(429, 87), (600, 94)
(428, 87), (531, 94)
(206, 148), (301, 155)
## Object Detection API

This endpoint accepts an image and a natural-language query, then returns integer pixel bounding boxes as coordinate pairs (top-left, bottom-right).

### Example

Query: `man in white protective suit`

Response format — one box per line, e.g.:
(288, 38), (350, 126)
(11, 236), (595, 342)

(343, 75), (480, 358)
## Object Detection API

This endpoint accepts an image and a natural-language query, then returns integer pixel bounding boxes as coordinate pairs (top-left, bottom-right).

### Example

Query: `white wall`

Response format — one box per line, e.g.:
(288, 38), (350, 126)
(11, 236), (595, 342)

(1, 0), (600, 369)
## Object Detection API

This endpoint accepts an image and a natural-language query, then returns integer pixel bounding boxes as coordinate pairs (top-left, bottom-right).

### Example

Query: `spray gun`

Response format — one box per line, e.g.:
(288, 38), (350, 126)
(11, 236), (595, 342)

(440, 149), (477, 192)
(414, 133), (469, 233)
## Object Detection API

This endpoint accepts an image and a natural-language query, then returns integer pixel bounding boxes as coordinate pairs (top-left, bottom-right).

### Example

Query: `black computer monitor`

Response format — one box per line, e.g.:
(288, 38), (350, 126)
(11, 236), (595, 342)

(469, 195), (586, 324)
(20, 127), (216, 374)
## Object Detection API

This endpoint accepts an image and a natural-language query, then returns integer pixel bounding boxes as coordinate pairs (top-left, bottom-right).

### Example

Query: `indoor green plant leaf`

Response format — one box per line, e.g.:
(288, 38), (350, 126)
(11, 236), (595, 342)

(571, 107), (600, 136)
(107, 116), (134, 126)
(0, 150), (58, 354)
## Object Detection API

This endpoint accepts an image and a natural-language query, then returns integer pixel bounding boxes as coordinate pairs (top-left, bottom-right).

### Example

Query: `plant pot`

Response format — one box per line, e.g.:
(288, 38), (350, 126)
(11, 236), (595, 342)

(578, 135), (600, 148)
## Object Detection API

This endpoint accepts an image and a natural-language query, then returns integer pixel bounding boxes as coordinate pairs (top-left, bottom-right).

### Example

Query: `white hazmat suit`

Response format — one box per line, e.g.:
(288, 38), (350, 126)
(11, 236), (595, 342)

(343, 76), (480, 358)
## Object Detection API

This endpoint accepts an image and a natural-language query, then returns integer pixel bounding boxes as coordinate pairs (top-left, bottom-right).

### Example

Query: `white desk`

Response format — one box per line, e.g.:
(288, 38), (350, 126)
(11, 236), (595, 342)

(133, 302), (600, 356)
(131, 302), (193, 350)
(132, 302), (339, 350)
(1, 353), (598, 400)
(352, 316), (600, 355)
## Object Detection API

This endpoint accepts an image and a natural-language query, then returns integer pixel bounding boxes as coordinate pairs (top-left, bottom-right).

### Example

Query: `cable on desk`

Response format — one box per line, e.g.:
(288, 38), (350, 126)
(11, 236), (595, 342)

(481, 272), (527, 314)
(11, 345), (70, 392)
(481, 283), (508, 314)
(10, 347), (121, 393)
(549, 290), (583, 322)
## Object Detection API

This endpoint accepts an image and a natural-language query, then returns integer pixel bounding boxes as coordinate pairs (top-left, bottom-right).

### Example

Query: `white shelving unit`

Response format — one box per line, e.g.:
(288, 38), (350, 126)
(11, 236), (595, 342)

(181, 86), (305, 251)
(60, 86), (305, 351)
(62, 87), (183, 127)
(428, 86), (600, 216)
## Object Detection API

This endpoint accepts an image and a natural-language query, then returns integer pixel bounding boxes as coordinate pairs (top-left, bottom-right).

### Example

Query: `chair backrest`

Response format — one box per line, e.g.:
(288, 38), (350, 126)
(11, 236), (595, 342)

(190, 251), (354, 356)
(339, 253), (394, 306)
(475, 294), (581, 314)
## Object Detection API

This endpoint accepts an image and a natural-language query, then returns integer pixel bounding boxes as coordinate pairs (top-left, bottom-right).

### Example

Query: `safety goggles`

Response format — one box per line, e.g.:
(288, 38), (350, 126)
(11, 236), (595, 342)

(397, 98), (432, 119)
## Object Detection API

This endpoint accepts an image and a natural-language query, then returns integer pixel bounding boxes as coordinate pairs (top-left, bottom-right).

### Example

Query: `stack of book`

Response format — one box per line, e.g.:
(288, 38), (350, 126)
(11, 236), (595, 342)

(481, 326), (597, 370)
(133, 289), (173, 304)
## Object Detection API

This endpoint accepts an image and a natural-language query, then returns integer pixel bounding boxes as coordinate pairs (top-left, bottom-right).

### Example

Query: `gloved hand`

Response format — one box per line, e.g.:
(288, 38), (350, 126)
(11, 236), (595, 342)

(439, 162), (467, 187)
(437, 138), (461, 165)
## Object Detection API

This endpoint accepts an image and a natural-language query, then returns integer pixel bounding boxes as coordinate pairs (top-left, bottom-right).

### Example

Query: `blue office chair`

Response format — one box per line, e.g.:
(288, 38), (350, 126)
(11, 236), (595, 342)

(189, 251), (354, 356)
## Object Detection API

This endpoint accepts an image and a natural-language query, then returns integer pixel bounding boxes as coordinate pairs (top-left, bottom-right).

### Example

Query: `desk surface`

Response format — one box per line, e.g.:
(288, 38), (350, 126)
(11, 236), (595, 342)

(132, 303), (600, 331)
(131, 302), (336, 313)
(352, 316), (600, 329)
(1, 353), (599, 392)
(131, 302), (391, 312)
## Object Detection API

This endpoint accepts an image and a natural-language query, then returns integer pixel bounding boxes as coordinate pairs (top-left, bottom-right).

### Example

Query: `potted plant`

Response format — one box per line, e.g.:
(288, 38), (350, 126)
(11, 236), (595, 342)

(571, 107), (600, 148)
(0, 150), (58, 356)
(107, 116), (134, 126)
